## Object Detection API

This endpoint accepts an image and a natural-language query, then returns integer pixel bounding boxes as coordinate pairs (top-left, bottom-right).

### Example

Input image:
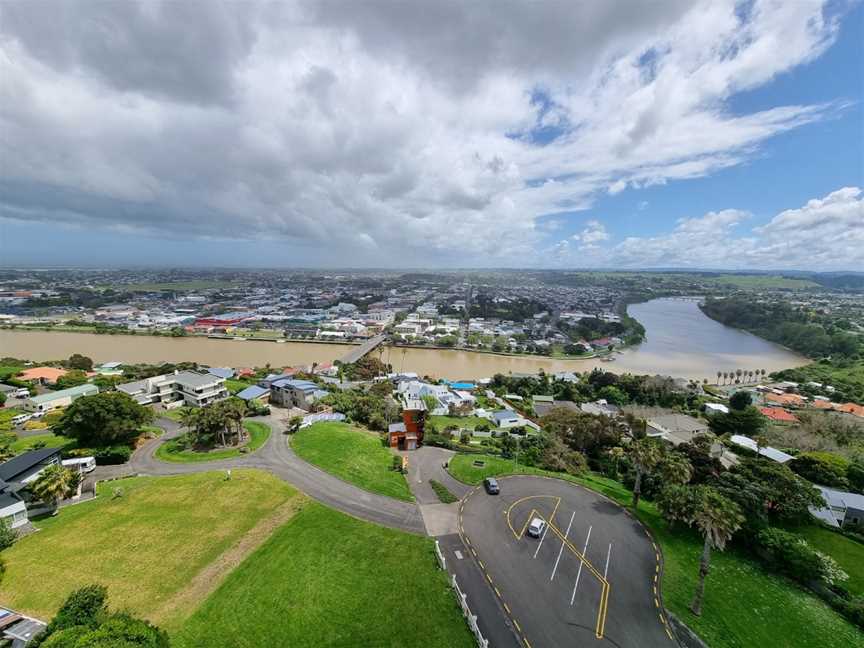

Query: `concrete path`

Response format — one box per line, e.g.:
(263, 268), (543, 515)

(90, 416), (426, 535)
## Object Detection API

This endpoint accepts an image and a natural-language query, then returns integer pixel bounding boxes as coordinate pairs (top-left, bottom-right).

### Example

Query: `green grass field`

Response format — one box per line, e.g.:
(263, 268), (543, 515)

(707, 274), (818, 289)
(797, 525), (864, 597)
(0, 471), (298, 622)
(448, 454), (862, 648)
(291, 421), (413, 501)
(174, 502), (473, 648)
(429, 415), (490, 430)
(158, 407), (191, 422)
(9, 432), (75, 454)
(225, 378), (252, 394)
(155, 420), (270, 463)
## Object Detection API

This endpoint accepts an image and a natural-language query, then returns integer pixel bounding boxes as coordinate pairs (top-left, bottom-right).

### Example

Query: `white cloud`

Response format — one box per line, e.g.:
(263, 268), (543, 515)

(0, 0), (852, 266)
(553, 188), (863, 270)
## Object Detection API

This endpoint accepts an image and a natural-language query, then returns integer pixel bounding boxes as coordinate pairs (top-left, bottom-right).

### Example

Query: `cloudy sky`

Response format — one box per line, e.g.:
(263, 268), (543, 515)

(0, 0), (862, 270)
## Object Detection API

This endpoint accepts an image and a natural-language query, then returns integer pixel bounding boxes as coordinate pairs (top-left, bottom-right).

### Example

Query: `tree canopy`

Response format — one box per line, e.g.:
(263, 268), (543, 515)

(54, 392), (154, 447)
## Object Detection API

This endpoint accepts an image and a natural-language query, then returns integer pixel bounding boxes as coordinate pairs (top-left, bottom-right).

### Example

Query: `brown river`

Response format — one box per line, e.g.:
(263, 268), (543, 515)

(0, 299), (808, 381)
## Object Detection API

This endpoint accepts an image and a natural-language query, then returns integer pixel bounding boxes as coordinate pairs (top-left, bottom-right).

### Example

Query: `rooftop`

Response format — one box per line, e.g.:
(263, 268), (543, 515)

(28, 383), (98, 404)
(0, 447), (61, 482)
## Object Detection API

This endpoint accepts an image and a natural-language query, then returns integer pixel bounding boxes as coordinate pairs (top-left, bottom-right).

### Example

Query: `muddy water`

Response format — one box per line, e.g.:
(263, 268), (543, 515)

(0, 299), (808, 381)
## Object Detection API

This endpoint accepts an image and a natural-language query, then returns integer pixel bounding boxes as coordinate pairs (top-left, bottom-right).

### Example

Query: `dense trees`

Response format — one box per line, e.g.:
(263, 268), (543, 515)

(702, 297), (862, 361)
(55, 370), (89, 390)
(54, 392), (154, 447)
(340, 355), (389, 381)
(179, 398), (248, 448)
(67, 354), (94, 371)
(707, 406), (766, 437)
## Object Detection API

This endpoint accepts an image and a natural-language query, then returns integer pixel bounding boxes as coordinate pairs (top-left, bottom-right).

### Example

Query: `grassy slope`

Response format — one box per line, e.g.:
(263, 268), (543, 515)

(798, 525), (864, 597)
(0, 470), (297, 620)
(9, 432), (75, 453)
(175, 502), (473, 648)
(291, 421), (413, 502)
(155, 420), (270, 463)
(429, 415), (489, 430)
(447, 454), (862, 648)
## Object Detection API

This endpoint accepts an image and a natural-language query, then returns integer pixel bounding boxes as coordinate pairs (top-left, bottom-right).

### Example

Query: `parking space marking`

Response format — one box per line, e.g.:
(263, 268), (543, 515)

(532, 517), (551, 559)
(569, 525), (592, 605)
(550, 511), (576, 581)
(604, 543), (612, 579)
(506, 495), (561, 539)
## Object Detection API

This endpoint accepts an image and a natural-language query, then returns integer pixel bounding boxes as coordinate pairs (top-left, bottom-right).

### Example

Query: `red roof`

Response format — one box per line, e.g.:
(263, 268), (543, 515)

(837, 403), (864, 418)
(18, 367), (68, 383)
(759, 406), (798, 423)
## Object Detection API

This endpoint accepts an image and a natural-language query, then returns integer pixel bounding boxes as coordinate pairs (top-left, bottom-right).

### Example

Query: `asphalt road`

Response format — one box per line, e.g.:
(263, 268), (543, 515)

(90, 415), (426, 535)
(459, 475), (676, 648)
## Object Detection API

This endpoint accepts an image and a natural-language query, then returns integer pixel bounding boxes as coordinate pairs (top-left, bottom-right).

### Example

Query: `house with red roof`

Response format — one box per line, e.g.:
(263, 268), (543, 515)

(759, 406), (798, 424)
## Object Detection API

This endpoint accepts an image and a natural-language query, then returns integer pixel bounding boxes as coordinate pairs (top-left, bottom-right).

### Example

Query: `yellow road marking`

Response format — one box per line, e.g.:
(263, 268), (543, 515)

(478, 560), (485, 569)
(524, 639), (533, 648)
(514, 620), (522, 632)
(485, 573), (493, 584)
(495, 587), (502, 597)
(654, 597), (660, 608)
(666, 627), (674, 641)
(659, 613), (665, 624)
(503, 603), (511, 614)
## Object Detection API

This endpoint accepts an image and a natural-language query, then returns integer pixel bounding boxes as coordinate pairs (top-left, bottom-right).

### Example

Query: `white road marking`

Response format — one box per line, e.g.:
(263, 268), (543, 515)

(533, 518), (551, 559)
(570, 525), (593, 605)
(604, 543), (612, 579)
(550, 512), (575, 581)
(455, 550), (463, 560)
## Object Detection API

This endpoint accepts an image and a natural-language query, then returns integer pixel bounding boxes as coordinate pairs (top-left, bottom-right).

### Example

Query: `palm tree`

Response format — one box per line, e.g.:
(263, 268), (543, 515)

(658, 485), (744, 616)
(716, 371), (722, 385)
(735, 369), (743, 384)
(628, 437), (663, 509)
(658, 452), (693, 486)
(30, 465), (81, 515)
(761, 369), (767, 382)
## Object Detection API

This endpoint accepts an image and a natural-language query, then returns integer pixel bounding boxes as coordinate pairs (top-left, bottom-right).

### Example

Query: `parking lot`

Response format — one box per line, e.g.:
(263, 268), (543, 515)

(460, 475), (675, 648)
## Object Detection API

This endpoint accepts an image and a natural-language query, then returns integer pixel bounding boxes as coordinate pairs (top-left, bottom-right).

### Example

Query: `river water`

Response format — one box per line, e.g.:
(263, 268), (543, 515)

(0, 299), (807, 381)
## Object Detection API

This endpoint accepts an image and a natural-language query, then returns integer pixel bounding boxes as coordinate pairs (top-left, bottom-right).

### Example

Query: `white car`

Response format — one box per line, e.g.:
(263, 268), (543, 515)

(527, 517), (547, 538)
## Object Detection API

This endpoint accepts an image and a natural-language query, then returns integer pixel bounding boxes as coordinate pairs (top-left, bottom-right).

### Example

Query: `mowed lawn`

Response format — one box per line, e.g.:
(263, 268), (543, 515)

(155, 420), (270, 463)
(9, 432), (75, 453)
(174, 503), (474, 648)
(0, 470), (298, 622)
(429, 415), (489, 430)
(448, 453), (862, 648)
(291, 421), (413, 501)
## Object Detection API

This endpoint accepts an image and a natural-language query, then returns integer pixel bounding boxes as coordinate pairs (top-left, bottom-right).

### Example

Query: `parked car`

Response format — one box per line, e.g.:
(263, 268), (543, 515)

(62, 457), (97, 474)
(527, 517), (547, 538)
(13, 388), (30, 398)
(11, 413), (32, 426)
(483, 478), (500, 495)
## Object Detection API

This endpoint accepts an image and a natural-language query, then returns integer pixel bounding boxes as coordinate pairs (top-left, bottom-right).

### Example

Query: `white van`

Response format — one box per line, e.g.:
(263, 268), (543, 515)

(13, 388), (30, 399)
(62, 457), (97, 473)
(11, 413), (32, 426)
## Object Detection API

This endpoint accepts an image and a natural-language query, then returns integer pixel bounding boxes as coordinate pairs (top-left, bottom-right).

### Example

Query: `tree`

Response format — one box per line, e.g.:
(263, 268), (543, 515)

(708, 406), (766, 438)
(0, 517), (16, 551)
(657, 485), (744, 616)
(729, 390), (752, 411)
(54, 392), (154, 447)
(67, 354), (94, 371)
(628, 437), (664, 509)
(29, 465), (81, 514)
(658, 451), (693, 486)
(55, 370), (89, 390)
(789, 452), (851, 489)
(285, 416), (303, 435)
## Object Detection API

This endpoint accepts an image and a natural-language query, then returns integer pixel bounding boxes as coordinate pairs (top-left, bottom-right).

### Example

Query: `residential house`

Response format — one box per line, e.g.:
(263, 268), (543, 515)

(580, 399), (620, 418)
(22, 384), (98, 414)
(389, 396), (426, 450)
(270, 379), (328, 411)
(17, 367), (68, 385)
(235, 385), (270, 404)
(1, 608), (47, 648)
(837, 403), (864, 418)
(764, 392), (807, 408)
(0, 480), (27, 530)
(703, 403), (729, 416)
(117, 371), (228, 408)
(810, 486), (864, 529)
(207, 367), (235, 380)
(646, 414), (710, 446)
(533, 397), (580, 418)
(729, 434), (794, 464)
(759, 406), (798, 424)
(0, 448), (64, 531)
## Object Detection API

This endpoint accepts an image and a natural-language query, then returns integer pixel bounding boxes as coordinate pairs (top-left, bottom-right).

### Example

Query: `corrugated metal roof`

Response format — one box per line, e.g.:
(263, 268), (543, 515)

(28, 383), (97, 404)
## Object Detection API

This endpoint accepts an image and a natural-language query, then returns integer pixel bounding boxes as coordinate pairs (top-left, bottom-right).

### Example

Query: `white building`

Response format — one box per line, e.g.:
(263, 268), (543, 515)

(117, 371), (228, 408)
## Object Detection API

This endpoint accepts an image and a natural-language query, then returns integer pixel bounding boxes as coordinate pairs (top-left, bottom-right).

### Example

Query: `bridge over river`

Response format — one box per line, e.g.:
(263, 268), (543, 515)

(339, 333), (387, 364)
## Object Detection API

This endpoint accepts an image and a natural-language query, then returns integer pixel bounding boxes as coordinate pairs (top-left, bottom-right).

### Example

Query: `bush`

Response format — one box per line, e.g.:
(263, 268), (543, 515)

(93, 445), (132, 465)
(391, 455), (403, 472)
(790, 452), (851, 489)
(755, 528), (848, 586)
(0, 518), (15, 552)
(429, 479), (458, 504)
(37, 584), (108, 642)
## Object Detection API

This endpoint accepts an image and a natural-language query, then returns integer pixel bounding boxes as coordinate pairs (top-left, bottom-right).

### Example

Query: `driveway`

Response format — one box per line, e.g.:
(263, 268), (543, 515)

(90, 415), (426, 535)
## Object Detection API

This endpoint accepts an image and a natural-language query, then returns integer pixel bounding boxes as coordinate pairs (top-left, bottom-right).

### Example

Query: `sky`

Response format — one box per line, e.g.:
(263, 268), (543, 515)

(0, 0), (862, 271)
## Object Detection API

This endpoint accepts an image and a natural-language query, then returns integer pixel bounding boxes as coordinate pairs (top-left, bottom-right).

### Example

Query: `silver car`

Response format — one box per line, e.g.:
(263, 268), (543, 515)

(527, 517), (547, 538)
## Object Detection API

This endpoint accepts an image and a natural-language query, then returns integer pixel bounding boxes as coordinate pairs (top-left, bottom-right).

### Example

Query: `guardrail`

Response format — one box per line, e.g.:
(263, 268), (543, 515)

(435, 541), (489, 648)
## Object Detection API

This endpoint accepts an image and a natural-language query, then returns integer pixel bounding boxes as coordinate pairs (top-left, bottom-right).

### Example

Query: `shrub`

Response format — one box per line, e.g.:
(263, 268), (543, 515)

(39, 584), (108, 640)
(391, 455), (403, 472)
(0, 518), (15, 552)
(790, 452), (851, 489)
(755, 528), (848, 586)
(93, 445), (132, 465)
(429, 479), (458, 504)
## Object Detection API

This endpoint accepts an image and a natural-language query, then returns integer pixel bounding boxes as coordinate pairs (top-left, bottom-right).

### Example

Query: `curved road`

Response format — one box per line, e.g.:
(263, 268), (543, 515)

(92, 416), (426, 535)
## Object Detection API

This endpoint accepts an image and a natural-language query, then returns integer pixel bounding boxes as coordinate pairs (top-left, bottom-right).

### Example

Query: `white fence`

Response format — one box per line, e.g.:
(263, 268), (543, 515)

(435, 541), (489, 648)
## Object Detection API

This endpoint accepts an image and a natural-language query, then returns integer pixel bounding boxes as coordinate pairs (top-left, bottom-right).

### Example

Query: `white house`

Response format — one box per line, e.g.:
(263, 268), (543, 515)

(23, 384), (98, 414)
(117, 371), (228, 408)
